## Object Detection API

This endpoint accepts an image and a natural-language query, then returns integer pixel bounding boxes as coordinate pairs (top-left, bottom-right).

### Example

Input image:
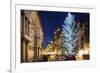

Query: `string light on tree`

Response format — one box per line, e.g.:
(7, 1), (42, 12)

(61, 12), (78, 56)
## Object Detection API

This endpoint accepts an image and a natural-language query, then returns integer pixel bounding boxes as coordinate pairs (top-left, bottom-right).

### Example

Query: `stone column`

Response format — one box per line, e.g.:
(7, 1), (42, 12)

(21, 40), (26, 62)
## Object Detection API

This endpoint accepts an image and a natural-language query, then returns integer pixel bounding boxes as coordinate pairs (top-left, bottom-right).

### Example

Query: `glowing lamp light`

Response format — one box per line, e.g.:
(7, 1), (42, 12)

(84, 49), (89, 55)
(78, 50), (84, 55)
(77, 48), (89, 56)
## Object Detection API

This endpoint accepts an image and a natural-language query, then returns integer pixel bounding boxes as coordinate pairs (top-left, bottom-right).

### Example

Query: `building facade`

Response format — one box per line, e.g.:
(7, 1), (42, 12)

(42, 28), (62, 61)
(21, 10), (43, 62)
(75, 22), (90, 60)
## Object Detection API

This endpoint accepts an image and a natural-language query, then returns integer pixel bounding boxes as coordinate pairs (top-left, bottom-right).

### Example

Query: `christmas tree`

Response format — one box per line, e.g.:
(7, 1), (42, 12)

(61, 12), (78, 56)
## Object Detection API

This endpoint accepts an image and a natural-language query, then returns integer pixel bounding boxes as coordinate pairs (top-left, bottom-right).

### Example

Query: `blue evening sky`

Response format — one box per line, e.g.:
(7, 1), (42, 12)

(38, 11), (89, 48)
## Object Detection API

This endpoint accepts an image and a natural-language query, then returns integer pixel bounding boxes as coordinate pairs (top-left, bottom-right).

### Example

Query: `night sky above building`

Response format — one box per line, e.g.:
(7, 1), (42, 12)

(37, 11), (90, 48)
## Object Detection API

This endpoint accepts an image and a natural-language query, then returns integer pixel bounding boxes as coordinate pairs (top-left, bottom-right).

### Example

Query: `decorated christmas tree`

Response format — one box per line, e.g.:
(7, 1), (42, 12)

(61, 12), (78, 56)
